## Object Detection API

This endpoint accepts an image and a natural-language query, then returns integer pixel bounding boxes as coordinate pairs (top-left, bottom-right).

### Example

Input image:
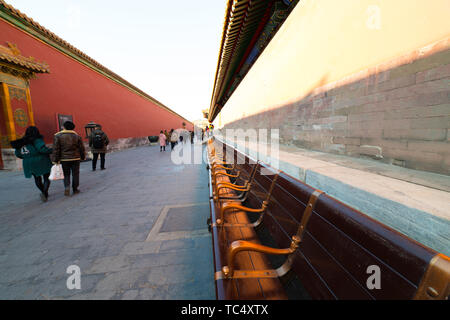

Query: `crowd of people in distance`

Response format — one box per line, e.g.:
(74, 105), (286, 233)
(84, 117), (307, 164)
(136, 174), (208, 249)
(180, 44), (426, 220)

(157, 123), (213, 152)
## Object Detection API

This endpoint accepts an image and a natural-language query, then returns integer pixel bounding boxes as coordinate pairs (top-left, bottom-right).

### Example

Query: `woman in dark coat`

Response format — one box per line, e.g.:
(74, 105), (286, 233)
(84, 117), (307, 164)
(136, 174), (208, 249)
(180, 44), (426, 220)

(10, 126), (53, 201)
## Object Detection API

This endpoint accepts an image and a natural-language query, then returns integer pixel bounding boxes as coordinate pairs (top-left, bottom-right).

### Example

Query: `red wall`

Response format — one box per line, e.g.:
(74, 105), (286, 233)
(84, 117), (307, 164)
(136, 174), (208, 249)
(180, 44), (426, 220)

(0, 19), (192, 143)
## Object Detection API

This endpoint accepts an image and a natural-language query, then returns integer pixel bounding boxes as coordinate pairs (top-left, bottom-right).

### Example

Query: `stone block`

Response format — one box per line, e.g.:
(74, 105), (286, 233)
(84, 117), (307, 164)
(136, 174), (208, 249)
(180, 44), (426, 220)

(376, 139), (408, 150)
(384, 147), (443, 166)
(348, 126), (383, 139)
(407, 141), (450, 154)
(345, 145), (383, 159)
(386, 78), (449, 101)
(1, 148), (22, 171)
(416, 64), (450, 83)
(348, 112), (384, 123)
(372, 73), (416, 93)
(383, 119), (412, 131)
(324, 143), (346, 154)
(357, 92), (448, 115)
(389, 48), (450, 79)
(411, 116), (450, 129)
(332, 137), (361, 146)
(384, 104), (450, 120)
(383, 128), (447, 141)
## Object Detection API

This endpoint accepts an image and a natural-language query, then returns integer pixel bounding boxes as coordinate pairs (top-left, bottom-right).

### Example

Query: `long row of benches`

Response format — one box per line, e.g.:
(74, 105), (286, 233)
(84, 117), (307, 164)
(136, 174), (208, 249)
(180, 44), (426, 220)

(206, 137), (450, 300)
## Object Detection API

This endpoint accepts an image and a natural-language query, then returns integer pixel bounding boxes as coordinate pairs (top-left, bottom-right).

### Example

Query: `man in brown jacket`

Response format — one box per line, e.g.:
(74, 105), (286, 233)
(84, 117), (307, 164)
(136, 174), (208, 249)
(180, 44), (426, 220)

(52, 121), (85, 196)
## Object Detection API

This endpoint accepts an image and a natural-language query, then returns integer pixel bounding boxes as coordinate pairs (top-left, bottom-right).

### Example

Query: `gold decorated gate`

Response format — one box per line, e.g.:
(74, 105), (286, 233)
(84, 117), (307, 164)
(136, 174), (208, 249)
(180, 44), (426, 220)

(0, 42), (49, 169)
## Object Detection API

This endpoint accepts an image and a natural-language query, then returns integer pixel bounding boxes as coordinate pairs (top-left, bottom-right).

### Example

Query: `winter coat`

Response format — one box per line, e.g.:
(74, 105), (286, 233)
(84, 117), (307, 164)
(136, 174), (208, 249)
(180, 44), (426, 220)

(52, 130), (86, 162)
(170, 131), (179, 142)
(14, 138), (53, 178)
(159, 133), (167, 146)
(89, 129), (109, 153)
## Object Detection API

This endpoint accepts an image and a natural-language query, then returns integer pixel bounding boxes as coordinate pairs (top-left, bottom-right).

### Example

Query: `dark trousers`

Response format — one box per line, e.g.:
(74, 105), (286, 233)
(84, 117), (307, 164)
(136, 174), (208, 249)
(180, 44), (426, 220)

(61, 160), (80, 190)
(33, 173), (50, 196)
(170, 141), (176, 150)
(160, 145), (166, 151)
(92, 152), (106, 170)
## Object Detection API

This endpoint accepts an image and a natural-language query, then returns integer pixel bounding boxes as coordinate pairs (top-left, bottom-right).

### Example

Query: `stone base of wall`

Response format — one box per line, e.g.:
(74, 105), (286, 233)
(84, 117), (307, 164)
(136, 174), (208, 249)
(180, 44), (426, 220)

(84, 136), (150, 159)
(103, 136), (150, 153)
(1, 148), (22, 171)
(223, 39), (450, 175)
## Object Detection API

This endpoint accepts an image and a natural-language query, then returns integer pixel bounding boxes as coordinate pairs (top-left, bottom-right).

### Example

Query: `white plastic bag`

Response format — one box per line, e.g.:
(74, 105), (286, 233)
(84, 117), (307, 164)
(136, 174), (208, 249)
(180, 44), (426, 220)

(49, 164), (64, 181)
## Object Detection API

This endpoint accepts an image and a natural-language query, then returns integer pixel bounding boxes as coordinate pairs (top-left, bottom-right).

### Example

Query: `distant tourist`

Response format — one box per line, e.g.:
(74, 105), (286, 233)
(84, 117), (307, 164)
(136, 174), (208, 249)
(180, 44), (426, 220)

(190, 131), (194, 144)
(159, 130), (167, 152)
(52, 121), (85, 196)
(181, 122), (188, 144)
(170, 129), (178, 150)
(164, 130), (170, 144)
(89, 124), (109, 171)
(10, 126), (53, 202)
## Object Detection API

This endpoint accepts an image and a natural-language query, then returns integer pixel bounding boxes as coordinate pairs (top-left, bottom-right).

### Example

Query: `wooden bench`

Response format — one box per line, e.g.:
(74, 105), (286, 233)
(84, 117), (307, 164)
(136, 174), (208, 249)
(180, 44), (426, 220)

(206, 138), (450, 300)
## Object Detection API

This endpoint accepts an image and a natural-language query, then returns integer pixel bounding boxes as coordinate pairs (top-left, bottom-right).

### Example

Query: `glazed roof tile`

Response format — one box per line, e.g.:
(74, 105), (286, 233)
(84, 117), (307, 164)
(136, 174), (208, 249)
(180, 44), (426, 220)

(0, 42), (50, 73)
(209, 0), (297, 122)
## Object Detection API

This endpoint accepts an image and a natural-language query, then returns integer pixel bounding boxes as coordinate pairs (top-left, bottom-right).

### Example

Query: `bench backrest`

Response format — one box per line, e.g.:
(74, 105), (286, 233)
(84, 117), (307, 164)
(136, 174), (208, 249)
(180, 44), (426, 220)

(244, 160), (438, 299)
(305, 193), (436, 299)
(211, 140), (447, 300)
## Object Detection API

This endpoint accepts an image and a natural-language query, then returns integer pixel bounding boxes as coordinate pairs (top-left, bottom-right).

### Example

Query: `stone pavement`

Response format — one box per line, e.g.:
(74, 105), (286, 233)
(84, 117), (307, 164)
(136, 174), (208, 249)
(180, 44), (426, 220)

(0, 144), (215, 299)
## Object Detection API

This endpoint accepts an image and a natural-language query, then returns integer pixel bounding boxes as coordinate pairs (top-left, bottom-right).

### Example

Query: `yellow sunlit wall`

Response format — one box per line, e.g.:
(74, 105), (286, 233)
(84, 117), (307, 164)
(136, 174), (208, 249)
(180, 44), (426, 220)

(216, 0), (450, 126)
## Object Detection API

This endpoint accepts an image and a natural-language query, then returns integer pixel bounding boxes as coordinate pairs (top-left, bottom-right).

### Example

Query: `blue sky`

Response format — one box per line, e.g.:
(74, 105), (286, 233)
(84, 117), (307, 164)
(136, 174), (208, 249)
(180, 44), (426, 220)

(6, 0), (225, 121)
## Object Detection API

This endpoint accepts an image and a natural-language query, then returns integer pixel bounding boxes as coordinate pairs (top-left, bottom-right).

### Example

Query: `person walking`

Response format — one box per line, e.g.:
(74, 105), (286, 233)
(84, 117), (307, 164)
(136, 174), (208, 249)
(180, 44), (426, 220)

(52, 121), (85, 196)
(181, 122), (188, 144)
(170, 128), (178, 150)
(10, 126), (53, 202)
(159, 130), (167, 152)
(164, 130), (170, 144)
(89, 124), (109, 171)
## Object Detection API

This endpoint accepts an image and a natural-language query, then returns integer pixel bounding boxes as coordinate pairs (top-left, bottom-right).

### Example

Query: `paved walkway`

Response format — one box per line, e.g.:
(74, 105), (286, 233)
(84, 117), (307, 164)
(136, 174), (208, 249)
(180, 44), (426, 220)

(0, 144), (215, 299)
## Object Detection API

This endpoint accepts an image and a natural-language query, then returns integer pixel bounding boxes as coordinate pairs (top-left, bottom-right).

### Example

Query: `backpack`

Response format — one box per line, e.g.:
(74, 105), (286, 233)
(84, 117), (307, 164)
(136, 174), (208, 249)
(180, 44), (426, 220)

(93, 132), (104, 149)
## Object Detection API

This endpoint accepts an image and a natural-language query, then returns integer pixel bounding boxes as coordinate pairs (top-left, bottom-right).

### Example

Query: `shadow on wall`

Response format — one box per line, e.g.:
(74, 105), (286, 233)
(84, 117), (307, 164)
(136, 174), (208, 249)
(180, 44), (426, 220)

(223, 46), (450, 175)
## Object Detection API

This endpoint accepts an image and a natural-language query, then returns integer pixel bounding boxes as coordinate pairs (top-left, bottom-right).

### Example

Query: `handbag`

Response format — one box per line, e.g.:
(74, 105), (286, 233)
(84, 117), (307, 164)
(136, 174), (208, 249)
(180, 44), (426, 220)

(49, 164), (64, 180)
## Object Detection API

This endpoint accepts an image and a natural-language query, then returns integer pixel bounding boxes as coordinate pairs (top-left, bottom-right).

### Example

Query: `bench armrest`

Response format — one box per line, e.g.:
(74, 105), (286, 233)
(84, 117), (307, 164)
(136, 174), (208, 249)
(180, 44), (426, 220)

(215, 181), (247, 189)
(218, 202), (267, 222)
(214, 184), (250, 201)
(211, 164), (232, 171)
(216, 201), (268, 225)
(222, 237), (300, 278)
(210, 158), (226, 164)
(212, 171), (240, 179)
(212, 171), (241, 187)
(213, 185), (251, 201)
